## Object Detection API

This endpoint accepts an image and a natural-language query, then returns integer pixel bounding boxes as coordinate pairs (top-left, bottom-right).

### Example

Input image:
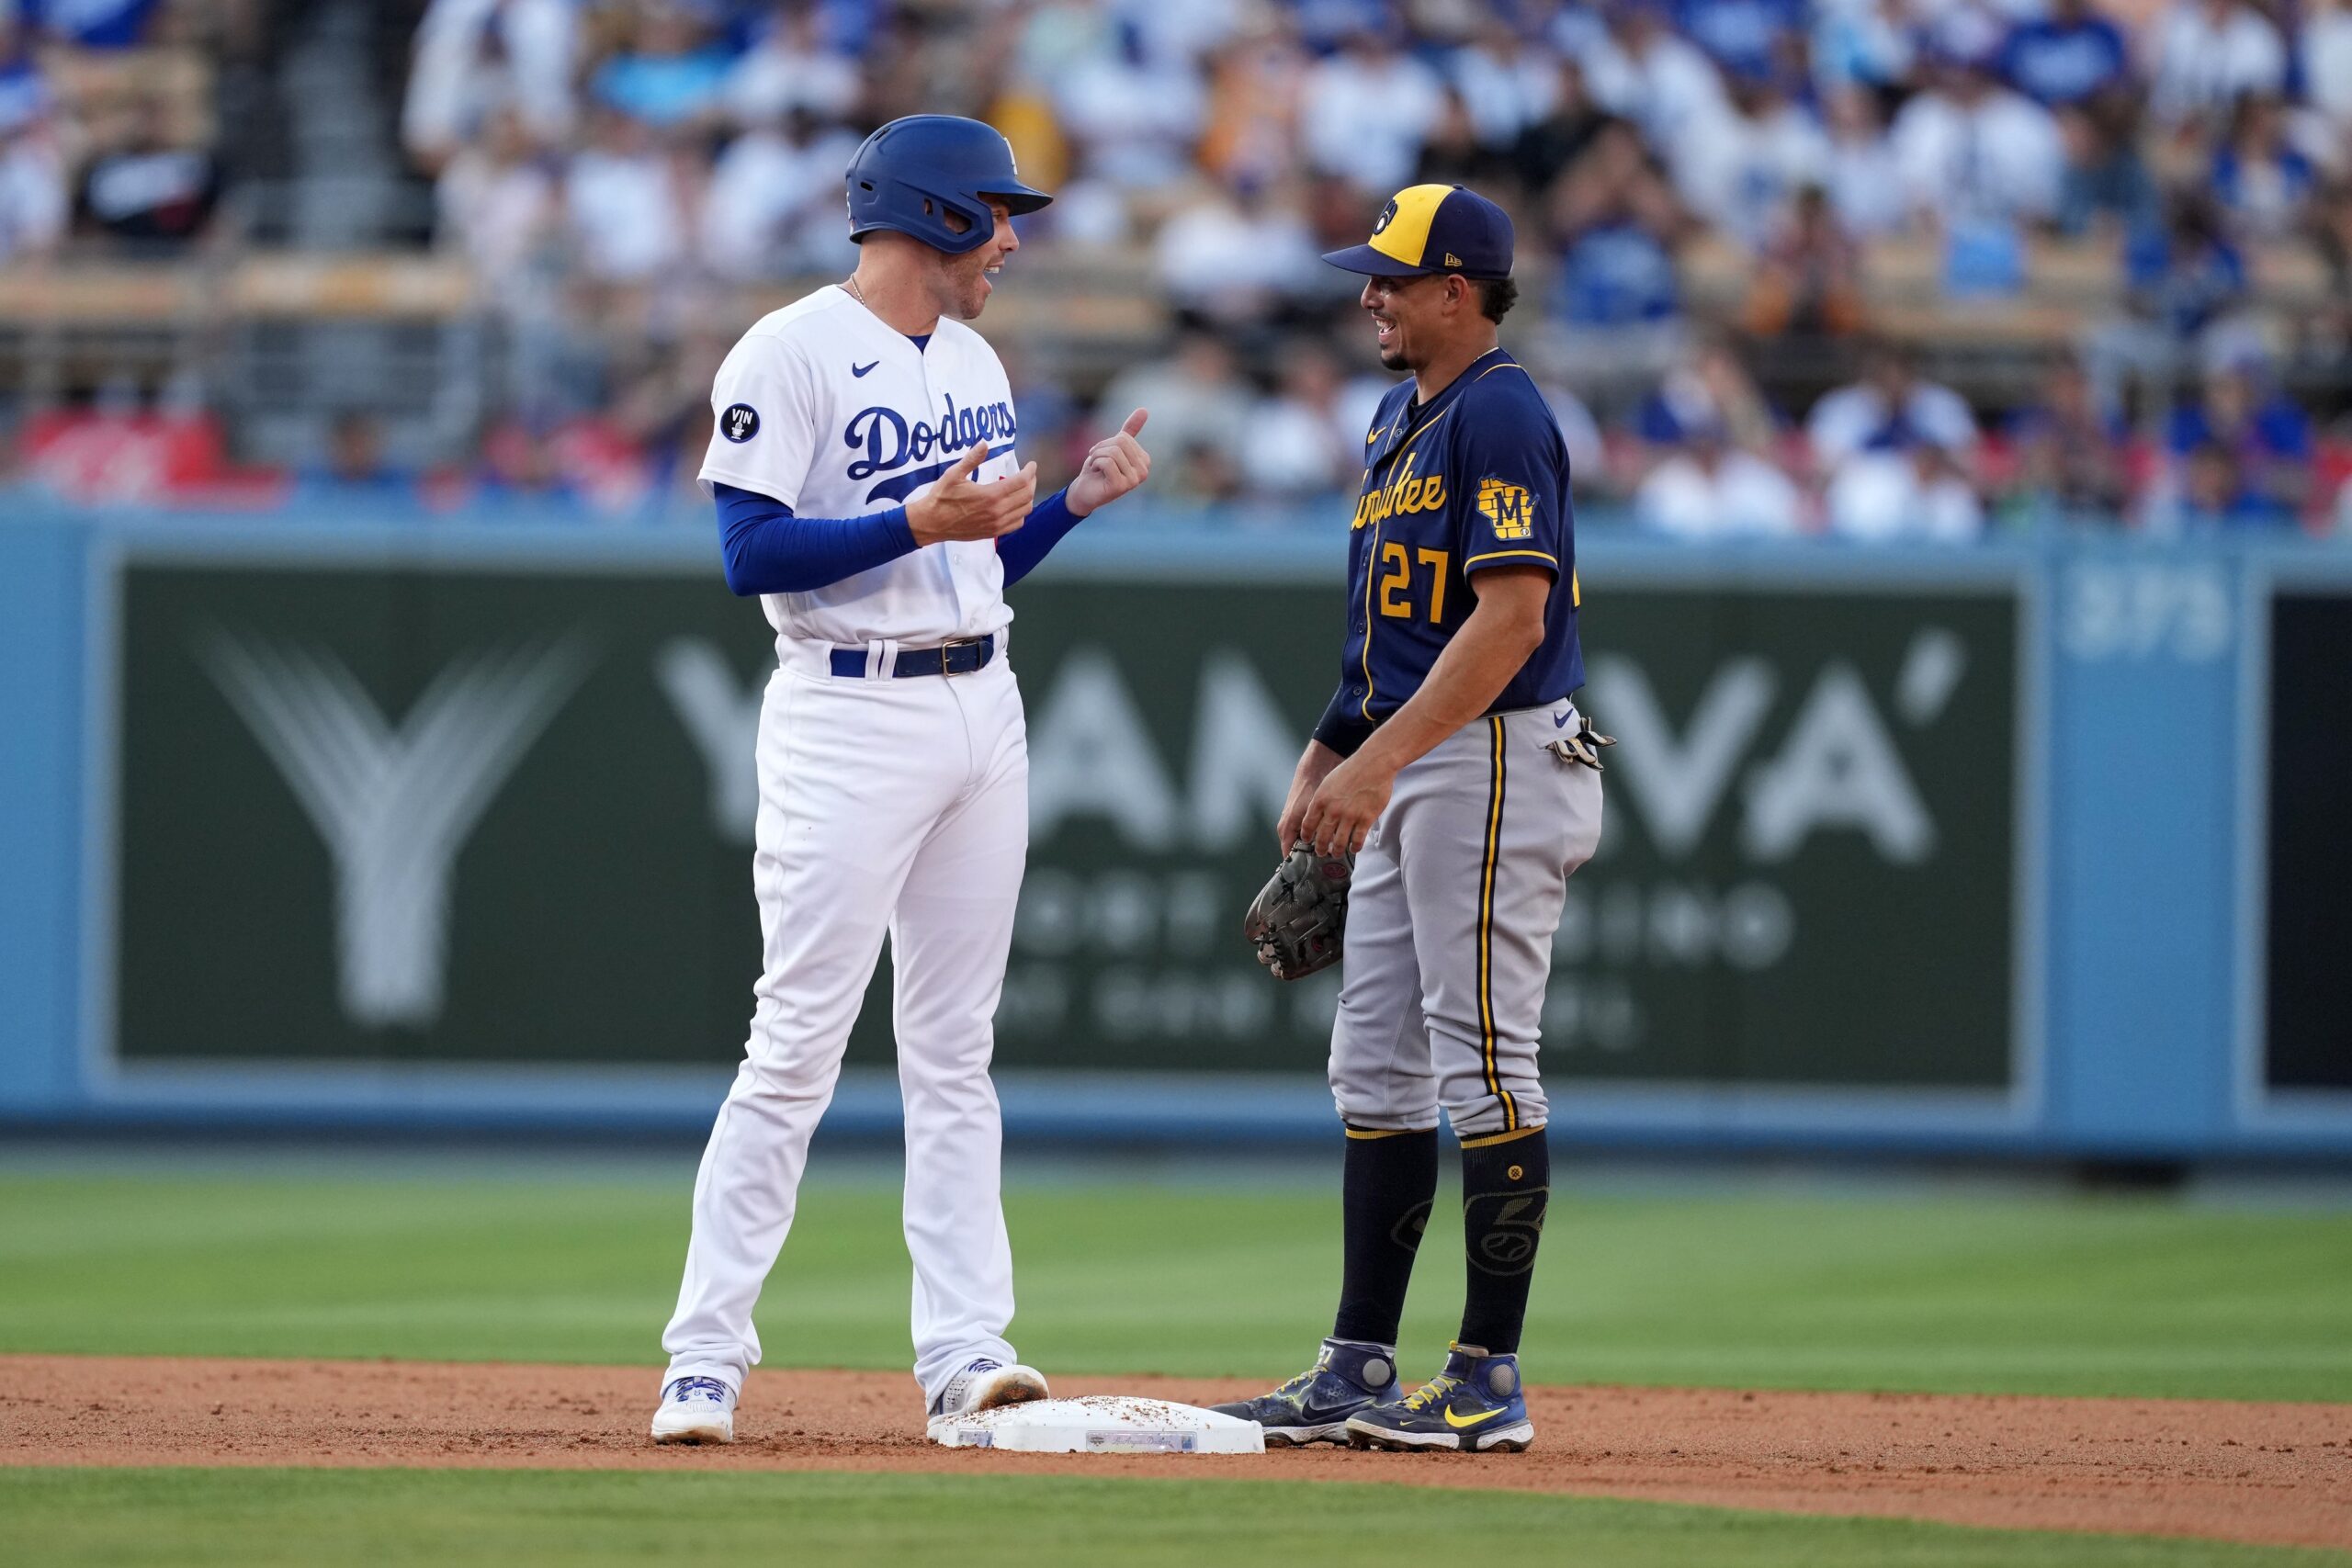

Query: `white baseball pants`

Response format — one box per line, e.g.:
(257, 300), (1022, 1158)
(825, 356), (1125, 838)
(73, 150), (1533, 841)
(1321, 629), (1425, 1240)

(662, 641), (1029, 1407)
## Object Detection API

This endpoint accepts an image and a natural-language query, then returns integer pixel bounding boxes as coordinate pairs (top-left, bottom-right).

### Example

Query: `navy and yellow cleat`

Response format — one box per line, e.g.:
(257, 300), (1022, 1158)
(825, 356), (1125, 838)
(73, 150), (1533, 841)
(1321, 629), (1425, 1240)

(1209, 1338), (1403, 1446)
(1345, 1343), (1533, 1453)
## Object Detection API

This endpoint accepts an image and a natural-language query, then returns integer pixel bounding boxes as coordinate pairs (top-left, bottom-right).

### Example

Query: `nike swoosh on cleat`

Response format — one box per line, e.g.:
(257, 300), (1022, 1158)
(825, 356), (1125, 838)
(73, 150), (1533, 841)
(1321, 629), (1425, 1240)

(1442, 1405), (1511, 1429)
(853, 361), (879, 378)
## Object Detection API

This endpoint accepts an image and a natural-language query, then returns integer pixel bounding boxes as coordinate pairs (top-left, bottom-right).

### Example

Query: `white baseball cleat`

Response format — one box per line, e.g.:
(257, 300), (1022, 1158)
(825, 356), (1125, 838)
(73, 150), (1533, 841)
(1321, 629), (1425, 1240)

(925, 1357), (1049, 1438)
(650, 1375), (737, 1445)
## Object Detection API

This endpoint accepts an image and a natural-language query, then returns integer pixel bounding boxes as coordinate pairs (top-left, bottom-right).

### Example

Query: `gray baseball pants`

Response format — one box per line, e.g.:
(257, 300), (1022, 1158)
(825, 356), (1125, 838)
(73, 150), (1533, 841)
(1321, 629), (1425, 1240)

(1328, 700), (1602, 1139)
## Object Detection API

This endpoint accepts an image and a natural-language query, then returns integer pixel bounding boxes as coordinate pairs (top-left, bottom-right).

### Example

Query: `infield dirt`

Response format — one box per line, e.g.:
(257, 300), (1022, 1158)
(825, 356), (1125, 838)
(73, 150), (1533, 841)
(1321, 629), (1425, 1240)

(2, 1356), (2346, 1551)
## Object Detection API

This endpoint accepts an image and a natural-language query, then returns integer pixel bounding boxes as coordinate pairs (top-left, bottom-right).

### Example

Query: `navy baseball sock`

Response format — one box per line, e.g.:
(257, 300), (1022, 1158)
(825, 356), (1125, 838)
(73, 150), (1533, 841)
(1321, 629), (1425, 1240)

(1331, 1125), (1439, 1347)
(1458, 1127), (1550, 1355)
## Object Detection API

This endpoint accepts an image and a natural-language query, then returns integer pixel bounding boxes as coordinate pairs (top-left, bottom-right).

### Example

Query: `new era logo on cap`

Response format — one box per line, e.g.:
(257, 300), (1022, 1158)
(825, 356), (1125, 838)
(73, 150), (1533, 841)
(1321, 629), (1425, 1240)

(1320, 184), (1515, 280)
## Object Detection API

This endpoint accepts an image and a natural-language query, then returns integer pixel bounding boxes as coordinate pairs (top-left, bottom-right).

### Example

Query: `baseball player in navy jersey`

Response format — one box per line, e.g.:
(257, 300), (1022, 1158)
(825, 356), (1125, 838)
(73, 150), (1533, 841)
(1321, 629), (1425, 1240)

(1216, 185), (1604, 1452)
(650, 115), (1152, 1446)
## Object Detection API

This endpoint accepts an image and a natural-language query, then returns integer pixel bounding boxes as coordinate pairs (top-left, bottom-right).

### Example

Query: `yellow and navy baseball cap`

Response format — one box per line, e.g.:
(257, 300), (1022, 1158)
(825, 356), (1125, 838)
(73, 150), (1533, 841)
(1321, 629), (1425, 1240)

(1322, 183), (1514, 280)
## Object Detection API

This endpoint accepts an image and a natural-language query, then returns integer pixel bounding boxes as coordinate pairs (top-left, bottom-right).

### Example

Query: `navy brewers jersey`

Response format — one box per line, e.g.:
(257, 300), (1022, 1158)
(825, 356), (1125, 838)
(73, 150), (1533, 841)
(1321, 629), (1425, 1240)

(1312, 347), (1584, 757)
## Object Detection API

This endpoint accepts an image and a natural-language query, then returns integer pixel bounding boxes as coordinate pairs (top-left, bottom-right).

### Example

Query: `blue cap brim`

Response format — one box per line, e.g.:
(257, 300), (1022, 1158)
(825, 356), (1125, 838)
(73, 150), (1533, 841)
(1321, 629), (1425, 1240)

(985, 183), (1054, 216)
(1321, 243), (1441, 277)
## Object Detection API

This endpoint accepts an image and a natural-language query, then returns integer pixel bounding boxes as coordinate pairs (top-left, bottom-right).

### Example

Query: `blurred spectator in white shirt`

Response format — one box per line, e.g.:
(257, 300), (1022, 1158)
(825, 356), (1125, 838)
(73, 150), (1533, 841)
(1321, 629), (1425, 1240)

(1807, 341), (1979, 471)
(1055, 18), (1207, 191)
(1821, 84), (1906, 238)
(0, 107), (63, 262)
(1448, 19), (1565, 152)
(435, 107), (555, 280)
(404, 0), (576, 172)
(2148, 0), (2287, 128)
(566, 109), (689, 284)
(1094, 331), (1253, 498)
(1912, 0), (2026, 70)
(701, 108), (861, 280)
(2302, 0), (2352, 138)
(1107, 0), (1243, 67)
(1240, 340), (1359, 498)
(1890, 51), (2064, 225)
(1576, 0), (1733, 157)
(1298, 28), (1446, 193)
(1035, 142), (1133, 249)
(1533, 378), (1609, 490)
(1811, 0), (1917, 87)
(1637, 422), (1806, 538)
(1154, 173), (1324, 328)
(723, 2), (861, 129)
(1826, 442), (1986, 541)
(1676, 73), (1831, 248)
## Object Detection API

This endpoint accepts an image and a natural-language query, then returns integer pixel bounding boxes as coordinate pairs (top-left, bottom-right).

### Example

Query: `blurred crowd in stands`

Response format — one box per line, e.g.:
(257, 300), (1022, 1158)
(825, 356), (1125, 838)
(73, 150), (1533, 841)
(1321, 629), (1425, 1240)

(3, 0), (2352, 536)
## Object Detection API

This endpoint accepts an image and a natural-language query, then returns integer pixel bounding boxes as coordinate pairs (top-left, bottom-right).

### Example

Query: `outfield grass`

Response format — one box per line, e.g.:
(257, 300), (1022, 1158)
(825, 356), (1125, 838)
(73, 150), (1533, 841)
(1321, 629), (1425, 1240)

(5, 1469), (2346, 1568)
(1, 1165), (2347, 1401)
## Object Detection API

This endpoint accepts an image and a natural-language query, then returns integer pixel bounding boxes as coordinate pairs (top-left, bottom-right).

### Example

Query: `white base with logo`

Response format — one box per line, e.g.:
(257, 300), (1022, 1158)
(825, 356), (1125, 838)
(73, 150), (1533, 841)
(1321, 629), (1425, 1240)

(931, 1395), (1264, 1454)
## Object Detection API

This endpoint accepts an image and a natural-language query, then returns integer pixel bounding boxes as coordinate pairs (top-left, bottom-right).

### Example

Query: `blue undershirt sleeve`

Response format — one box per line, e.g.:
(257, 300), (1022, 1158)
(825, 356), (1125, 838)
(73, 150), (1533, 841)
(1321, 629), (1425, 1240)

(712, 482), (918, 595)
(1311, 684), (1374, 759)
(995, 486), (1084, 588)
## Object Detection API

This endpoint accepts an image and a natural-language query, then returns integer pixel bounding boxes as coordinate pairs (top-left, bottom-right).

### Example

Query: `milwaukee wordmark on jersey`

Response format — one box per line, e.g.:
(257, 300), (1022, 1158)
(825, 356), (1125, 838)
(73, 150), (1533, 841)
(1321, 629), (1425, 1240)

(1318, 347), (1584, 756)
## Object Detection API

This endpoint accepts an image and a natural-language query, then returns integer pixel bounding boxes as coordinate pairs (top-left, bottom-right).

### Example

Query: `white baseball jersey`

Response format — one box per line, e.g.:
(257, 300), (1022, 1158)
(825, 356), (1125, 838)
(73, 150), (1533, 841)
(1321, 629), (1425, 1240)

(697, 284), (1022, 649)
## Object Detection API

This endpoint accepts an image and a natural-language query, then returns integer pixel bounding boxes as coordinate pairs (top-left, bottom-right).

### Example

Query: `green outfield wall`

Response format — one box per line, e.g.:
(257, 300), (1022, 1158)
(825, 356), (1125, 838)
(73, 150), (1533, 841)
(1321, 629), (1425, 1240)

(1, 514), (2346, 1156)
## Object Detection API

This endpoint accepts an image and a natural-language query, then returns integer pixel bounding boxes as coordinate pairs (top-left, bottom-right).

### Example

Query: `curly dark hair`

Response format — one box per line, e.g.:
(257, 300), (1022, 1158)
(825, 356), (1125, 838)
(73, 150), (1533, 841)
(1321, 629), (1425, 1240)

(1474, 276), (1519, 323)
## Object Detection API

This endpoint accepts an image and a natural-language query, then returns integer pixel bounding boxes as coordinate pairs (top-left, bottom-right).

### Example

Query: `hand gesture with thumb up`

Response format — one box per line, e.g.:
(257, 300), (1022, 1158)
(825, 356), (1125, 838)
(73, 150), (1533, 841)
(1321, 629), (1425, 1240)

(1068, 408), (1152, 518)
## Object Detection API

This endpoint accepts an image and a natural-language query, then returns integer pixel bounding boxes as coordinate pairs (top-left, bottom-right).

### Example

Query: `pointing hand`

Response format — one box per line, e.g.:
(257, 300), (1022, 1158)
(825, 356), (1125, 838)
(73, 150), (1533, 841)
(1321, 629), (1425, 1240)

(1069, 408), (1152, 518)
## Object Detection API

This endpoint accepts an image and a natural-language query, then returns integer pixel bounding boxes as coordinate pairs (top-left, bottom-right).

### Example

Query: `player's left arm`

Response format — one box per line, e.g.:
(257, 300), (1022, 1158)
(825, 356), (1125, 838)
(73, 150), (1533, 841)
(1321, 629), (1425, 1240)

(1299, 388), (1564, 857)
(999, 408), (1151, 586)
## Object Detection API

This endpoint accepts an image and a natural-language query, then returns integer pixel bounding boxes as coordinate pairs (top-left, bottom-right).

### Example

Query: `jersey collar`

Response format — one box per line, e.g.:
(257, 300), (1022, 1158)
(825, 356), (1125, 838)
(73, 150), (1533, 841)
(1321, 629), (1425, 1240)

(1369, 346), (1512, 471)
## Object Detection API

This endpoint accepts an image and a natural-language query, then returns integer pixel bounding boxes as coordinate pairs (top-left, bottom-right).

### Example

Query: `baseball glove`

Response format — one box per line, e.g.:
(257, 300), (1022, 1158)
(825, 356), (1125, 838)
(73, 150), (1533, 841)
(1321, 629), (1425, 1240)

(1244, 843), (1354, 981)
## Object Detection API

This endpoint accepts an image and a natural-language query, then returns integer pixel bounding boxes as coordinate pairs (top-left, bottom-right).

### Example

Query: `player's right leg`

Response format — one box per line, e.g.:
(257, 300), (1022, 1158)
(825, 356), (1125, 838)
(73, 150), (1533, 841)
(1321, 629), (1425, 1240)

(1213, 814), (1429, 1444)
(656, 662), (956, 1438)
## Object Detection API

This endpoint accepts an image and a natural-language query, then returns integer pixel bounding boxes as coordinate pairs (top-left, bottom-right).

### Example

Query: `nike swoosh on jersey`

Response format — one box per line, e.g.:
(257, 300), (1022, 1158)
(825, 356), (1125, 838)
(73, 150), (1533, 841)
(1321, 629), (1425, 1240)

(1555, 711), (1573, 728)
(1442, 1405), (1511, 1430)
(853, 361), (879, 378)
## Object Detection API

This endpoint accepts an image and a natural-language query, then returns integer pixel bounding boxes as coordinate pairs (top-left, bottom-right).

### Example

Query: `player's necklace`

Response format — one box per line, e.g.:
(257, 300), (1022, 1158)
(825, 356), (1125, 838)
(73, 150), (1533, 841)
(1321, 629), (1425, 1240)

(842, 275), (867, 307)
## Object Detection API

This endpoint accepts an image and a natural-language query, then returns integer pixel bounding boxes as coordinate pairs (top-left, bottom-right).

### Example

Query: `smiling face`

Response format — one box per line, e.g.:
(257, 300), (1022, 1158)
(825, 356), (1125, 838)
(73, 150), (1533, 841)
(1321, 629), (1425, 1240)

(929, 201), (1019, 320)
(1359, 272), (1473, 372)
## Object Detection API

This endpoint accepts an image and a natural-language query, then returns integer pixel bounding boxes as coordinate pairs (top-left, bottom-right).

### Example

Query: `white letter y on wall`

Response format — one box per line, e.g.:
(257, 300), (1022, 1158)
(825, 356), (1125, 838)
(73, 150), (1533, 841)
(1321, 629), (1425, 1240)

(201, 632), (592, 1029)
(654, 637), (763, 844)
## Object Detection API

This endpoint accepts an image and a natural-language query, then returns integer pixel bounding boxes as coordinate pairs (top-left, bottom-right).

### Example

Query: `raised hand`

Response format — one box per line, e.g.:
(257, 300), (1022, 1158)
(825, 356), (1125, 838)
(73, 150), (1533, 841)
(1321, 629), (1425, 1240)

(906, 442), (1038, 545)
(1068, 408), (1151, 517)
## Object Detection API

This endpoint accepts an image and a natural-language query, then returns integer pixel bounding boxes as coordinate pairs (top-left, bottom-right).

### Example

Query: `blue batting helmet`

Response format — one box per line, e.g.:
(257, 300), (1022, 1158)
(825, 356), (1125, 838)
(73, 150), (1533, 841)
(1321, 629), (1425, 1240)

(844, 115), (1053, 256)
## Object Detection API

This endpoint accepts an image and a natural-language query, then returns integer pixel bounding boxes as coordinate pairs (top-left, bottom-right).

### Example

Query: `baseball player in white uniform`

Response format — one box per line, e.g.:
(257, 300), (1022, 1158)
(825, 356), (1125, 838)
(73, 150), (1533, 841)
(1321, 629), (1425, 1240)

(650, 116), (1152, 1445)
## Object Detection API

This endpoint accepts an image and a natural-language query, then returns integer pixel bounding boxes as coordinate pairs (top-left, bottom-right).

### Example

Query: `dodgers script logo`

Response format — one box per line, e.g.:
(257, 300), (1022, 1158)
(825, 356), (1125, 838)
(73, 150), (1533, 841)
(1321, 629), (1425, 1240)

(844, 394), (1019, 502)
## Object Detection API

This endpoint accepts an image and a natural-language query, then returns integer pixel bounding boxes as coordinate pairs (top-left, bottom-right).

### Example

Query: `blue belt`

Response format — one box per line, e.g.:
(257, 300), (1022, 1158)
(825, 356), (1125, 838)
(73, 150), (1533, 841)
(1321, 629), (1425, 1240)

(827, 635), (997, 679)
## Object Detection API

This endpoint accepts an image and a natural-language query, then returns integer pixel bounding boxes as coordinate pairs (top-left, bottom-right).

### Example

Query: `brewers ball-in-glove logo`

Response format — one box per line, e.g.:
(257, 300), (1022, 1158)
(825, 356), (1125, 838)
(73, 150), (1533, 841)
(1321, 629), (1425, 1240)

(721, 403), (760, 443)
(1476, 477), (1534, 539)
(1372, 197), (1398, 235)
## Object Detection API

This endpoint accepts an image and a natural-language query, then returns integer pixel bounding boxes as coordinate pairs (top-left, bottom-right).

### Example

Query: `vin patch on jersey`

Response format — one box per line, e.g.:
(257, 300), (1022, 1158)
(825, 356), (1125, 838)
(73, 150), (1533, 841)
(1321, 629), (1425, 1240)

(720, 403), (761, 443)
